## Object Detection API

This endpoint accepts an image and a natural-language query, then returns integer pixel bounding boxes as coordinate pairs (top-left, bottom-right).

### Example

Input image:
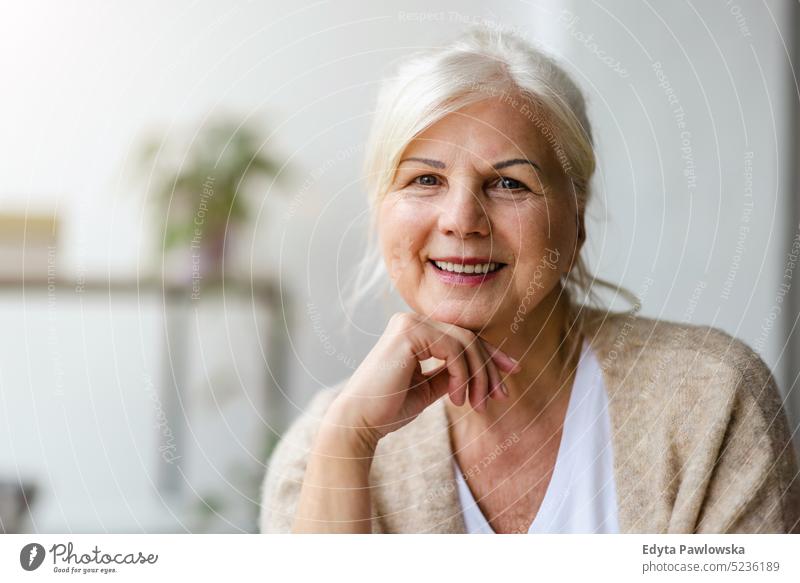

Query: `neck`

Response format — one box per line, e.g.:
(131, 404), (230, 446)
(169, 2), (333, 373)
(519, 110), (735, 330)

(445, 285), (583, 433)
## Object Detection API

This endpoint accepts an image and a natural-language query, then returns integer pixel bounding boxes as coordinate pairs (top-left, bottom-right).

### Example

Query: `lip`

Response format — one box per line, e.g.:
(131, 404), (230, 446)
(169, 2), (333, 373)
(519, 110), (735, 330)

(427, 259), (506, 287)
(428, 256), (501, 265)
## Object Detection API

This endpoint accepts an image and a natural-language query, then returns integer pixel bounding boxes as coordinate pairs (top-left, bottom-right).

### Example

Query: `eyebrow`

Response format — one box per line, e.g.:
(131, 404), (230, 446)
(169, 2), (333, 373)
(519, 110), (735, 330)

(398, 157), (542, 173)
(399, 157), (446, 169)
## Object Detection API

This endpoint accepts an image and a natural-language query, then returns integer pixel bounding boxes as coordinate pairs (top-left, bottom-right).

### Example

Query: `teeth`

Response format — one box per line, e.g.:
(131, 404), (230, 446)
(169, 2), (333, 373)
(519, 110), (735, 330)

(433, 260), (500, 274)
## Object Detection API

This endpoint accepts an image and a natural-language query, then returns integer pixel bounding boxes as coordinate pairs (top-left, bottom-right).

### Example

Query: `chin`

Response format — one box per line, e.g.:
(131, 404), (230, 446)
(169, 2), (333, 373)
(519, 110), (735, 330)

(424, 302), (501, 331)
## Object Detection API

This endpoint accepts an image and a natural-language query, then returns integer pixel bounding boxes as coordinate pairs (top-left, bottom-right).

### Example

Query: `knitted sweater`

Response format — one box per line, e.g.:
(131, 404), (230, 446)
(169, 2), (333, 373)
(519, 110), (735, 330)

(259, 306), (800, 533)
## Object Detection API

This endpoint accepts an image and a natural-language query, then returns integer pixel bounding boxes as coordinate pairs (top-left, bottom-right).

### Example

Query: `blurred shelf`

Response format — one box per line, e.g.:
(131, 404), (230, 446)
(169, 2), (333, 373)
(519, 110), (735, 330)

(0, 275), (280, 303)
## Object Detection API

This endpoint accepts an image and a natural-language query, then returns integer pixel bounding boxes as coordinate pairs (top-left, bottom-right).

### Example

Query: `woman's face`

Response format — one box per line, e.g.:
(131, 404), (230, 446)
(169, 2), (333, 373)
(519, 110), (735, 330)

(377, 94), (583, 333)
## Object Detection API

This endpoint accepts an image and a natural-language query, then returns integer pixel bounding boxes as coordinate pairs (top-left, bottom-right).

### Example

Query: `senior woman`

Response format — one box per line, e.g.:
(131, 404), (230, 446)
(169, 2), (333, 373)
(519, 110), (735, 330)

(259, 27), (800, 534)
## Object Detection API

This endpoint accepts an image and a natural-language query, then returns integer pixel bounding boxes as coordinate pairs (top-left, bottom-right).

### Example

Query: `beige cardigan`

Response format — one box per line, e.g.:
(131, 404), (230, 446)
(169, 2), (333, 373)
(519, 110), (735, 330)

(259, 306), (800, 533)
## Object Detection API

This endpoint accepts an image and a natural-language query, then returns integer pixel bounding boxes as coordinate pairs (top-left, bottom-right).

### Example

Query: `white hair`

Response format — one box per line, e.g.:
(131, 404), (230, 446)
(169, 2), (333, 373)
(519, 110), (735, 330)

(344, 25), (638, 333)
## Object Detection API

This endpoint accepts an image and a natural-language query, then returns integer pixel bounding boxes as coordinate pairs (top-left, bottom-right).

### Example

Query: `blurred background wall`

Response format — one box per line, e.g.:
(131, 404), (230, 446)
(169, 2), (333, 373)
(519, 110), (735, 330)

(0, 0), (797, 532)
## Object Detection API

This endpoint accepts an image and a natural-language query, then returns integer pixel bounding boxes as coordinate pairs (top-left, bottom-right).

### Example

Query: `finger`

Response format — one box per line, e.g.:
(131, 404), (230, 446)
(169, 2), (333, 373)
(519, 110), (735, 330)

(421, 321), (486, 410)
(429, 323), (498, 411)
(472, 336), (498, 400)
(387, 313), (471, 408)
(416, 357), (462, 407)
(425, 364), (460, 406)
(461, 335), (490, 412)
(406, 361), (448, 414)
(476, 339), (507, 400)
(480, 338), (522, 373)
(418, 332), (470, 407)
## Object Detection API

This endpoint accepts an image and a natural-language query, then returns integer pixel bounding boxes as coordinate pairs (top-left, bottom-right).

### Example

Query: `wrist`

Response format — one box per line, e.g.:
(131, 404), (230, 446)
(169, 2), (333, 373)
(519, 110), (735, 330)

(315, 400), (380, 461)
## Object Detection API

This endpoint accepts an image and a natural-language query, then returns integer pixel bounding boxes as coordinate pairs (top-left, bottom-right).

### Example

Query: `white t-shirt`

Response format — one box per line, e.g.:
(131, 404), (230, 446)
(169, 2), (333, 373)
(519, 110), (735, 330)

(453, 338), (619, 533)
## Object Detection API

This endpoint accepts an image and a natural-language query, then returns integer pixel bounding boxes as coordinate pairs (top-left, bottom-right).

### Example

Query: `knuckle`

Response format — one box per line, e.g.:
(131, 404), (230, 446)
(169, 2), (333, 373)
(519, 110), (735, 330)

(388, 312), (416, 332)
(449, 324), (475, 344)
(462, 328), (477, 342)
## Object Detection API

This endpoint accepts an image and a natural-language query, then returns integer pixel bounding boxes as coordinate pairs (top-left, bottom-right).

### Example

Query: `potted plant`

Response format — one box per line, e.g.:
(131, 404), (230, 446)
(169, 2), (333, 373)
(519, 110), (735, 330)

(136, 117), (283, 281)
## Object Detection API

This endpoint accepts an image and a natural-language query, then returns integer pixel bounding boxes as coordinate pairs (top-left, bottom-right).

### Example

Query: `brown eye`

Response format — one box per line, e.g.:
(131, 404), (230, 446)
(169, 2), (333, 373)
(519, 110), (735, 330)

(413, 174), (440, 187)
(495, 177), (526, 190)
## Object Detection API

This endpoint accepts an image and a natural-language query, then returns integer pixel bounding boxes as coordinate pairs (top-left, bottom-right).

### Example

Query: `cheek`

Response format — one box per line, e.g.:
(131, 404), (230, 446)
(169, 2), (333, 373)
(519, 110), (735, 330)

(378, 199), (430, 285)
(500, 202), (576, 275)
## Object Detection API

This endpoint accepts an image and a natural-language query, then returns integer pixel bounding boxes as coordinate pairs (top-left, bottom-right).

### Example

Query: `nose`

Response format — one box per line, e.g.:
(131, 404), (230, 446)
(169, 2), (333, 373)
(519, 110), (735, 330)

(437, 180), (490, 238)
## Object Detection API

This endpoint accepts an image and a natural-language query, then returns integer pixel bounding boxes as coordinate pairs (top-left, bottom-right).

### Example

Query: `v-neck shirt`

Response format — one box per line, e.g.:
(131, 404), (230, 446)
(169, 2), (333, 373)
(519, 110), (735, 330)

(452, 338), (620, 533)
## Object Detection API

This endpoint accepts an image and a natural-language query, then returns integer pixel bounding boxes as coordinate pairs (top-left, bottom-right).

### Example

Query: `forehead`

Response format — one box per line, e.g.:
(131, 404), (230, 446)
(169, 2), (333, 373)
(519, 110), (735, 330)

(401, 94), (554, 165)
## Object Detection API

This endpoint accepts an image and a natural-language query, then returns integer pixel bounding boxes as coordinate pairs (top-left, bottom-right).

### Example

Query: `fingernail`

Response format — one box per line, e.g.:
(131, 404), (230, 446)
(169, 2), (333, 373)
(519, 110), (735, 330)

(501, 382), (509, 396)
(493, 347), (518, 366)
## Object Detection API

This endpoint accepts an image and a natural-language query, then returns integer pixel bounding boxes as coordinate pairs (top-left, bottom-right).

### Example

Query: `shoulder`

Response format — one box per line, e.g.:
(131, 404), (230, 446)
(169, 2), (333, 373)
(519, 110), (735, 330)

(586, 306), (792, 470)
(258, 379), (346, 533)
(584, 305), (774, 393)
(586, 307), (799, 531)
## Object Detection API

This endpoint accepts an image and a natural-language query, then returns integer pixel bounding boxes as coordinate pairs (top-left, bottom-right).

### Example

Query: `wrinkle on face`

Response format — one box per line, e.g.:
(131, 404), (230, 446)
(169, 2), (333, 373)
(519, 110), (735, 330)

(377, 94), (581, 333)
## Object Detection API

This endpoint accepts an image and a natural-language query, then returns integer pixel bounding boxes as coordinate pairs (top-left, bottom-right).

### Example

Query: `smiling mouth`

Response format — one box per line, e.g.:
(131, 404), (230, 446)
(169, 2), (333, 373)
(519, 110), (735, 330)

(428, 259), (507, 275)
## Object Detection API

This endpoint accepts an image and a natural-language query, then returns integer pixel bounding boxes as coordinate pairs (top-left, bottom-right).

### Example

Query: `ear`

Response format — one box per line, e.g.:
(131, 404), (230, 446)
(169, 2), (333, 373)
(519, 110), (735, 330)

(576, 212), (586, 245)
(564, 212), (586, 275)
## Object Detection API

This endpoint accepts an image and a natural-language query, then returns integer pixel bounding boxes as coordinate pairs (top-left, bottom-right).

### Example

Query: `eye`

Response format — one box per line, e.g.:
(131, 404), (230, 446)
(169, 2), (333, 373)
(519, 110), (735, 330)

(488, 176), (532, 194)
(495, 177), (526, 190)
(412, 174), (441, 187)
(487, 175), (547, 198)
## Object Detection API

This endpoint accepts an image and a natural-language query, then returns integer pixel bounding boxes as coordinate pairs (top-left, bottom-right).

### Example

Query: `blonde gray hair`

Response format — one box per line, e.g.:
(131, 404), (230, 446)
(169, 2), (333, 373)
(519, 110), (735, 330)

(346, 25), (638, 344)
